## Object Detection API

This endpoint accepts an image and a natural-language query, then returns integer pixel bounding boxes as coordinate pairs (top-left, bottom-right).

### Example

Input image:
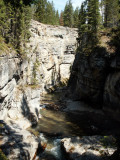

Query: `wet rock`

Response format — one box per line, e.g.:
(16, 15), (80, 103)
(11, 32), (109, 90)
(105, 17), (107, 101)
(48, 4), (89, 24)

(61, 136), (117, 160)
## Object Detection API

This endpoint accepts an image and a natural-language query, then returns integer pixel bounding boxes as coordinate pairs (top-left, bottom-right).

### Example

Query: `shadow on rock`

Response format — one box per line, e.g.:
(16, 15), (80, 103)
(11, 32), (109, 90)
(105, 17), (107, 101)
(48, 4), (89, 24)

(21, 94), (37, 127)
(0, 120), (30, 160)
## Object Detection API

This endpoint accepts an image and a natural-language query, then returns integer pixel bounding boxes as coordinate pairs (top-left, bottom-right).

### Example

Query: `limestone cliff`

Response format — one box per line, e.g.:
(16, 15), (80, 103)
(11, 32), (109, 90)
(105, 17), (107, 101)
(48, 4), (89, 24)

(24, 20), (77, 91)
(0, 20), (77, 160)
(69, 47), (109, 105)
(69, 45), (120, 120)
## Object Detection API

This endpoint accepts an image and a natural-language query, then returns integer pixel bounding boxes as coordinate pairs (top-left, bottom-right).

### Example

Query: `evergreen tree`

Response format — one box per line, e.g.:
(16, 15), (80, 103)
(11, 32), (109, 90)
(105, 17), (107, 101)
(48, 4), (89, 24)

(77, 0), (100, 52)
(55, 10), (60, 25)
(0, 0), (8, 38)
(87, 0), (100, 47)
(110, 0), (120, 53)
(73, 7), (79, 28)
(50, 1), (56, 25)
(45, 1), (53, 24)
(104, 0), (119, 27)
(1, 0), (32, 53)
(35, 0), (59, 25)
(63, 0), (74, 27)
(99, 0), (105, 26)
(34, 0), (47, 23)
(59, 11), (64, 26)
(78, 2), (87, 47)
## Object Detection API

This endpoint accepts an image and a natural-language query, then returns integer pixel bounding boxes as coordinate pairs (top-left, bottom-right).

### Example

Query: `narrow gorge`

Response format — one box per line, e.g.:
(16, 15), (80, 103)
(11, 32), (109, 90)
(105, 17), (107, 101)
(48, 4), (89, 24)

(0, 20), (120, 160)
(0, 20), (78, 159)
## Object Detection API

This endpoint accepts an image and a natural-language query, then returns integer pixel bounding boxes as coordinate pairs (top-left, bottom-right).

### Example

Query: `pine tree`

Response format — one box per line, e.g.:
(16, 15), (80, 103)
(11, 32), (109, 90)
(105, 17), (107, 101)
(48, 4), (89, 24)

(55, 10), (60, 25)
(0, 0), (8, 38)
(104, 0), (119, 28)
(45, 1), (53, 24)
(78, 2), (87, 47)
(34, 0), (47, 23)
(50, 1), (56, 25)
(59, 11), (64, 26)
(87, 0), (100, 47)
(110, 0), (120, 53)
(63, 0), (74, 27)
(73, 7), (79, 28)
(2, 0), (32, 53)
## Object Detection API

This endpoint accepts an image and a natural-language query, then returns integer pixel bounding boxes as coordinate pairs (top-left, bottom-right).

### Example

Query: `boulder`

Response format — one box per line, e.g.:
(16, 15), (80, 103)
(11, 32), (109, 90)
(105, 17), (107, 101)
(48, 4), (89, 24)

(61, 136), (117, 160)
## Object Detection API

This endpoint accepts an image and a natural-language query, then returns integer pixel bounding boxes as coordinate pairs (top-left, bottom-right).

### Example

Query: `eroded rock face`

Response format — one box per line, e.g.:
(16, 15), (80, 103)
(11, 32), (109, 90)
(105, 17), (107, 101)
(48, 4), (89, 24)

(69, 48), (108, 106)
(61, 136), (117, 160)
(0, 120), (39, 160)
(0, 52), (20, 119)
(0, 51), (41, 159)
(103, 72), (120, 121)
(25, 20), (77, 91)
(69, 46), (120, 119)
(0, 20), (78, 159)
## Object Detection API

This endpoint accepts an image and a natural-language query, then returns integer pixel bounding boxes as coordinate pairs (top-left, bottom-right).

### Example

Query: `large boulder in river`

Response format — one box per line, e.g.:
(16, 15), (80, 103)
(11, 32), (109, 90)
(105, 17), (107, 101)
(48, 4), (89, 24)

(61, 136), (117, 160)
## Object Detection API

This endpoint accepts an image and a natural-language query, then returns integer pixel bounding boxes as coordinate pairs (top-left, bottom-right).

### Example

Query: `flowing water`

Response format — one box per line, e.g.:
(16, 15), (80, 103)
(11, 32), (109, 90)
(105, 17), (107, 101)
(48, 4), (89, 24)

(29, 92), (120, 160)
(29, 92), (86, 160)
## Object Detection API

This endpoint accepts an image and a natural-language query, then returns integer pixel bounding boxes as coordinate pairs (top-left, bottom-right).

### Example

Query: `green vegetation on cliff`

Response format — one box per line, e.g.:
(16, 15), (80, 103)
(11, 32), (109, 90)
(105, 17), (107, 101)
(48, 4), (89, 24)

(34, 0), (60, 25)
(63, 0), (74, 27)
(0, 0), (120, 55)
(34, 0), (80, 28)
(0, 0), (32, 53)
(77, 0), (120, 53)
(0, 149), (8, 160)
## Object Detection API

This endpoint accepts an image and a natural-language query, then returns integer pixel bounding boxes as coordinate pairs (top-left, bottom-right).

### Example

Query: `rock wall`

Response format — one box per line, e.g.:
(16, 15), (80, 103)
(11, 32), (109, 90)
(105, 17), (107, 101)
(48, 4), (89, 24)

(0, 51), (41, 159)
(0, 19), (78, 122)
(25, 20), (77, 91)
(0, 20), (77, 159)
(103, 56), (120, 120)
(69, 46), (120, 120)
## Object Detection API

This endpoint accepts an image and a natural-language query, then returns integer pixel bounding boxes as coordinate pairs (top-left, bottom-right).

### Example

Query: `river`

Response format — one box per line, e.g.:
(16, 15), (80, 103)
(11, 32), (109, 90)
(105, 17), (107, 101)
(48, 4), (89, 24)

(28, 92), (120, 160)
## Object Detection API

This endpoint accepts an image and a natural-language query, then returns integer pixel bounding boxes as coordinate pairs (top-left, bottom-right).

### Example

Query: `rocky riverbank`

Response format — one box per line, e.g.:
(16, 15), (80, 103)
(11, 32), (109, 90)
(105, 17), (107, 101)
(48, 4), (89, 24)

(0, 20), (120, 160)
(26, 92), (120, 160)
(61, 136), (117, 160)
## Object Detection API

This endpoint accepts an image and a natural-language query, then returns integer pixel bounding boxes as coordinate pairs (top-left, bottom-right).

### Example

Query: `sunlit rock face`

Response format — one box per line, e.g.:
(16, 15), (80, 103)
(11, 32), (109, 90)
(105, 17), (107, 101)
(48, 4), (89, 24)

(0, 51), (20, 119)
(0, 52), (41, 160)
(61, 136), (117, 160)
(25, 20), (78, 91)
(0, 20), (78, 127)
(0, 20), (78, 159)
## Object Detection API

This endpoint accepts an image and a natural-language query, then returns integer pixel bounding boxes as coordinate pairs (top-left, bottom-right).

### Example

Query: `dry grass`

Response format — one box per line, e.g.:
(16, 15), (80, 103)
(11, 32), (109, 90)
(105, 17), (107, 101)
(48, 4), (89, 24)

(99, 32), (115, 54)
(0, 36), (10, 54)
(0, 36), (16, 55)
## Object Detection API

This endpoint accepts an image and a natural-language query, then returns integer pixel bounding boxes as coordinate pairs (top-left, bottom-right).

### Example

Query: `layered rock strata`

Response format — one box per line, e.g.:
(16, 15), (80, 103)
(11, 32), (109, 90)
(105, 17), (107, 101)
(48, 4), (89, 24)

(69, 46), (120, 120)
(0, 20), (78, 159)
(25, 20), (77, 91)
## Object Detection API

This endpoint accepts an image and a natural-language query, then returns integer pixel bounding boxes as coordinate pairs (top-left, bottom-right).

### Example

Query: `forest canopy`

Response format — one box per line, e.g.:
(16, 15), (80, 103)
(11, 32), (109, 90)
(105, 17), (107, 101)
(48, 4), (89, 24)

(0, 0), (120, 54)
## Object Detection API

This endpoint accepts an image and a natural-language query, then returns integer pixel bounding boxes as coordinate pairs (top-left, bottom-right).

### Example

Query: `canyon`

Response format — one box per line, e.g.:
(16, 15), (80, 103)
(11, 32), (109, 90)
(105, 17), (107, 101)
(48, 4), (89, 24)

(0, 20), (120, 160)
(0, 20), (78, 159)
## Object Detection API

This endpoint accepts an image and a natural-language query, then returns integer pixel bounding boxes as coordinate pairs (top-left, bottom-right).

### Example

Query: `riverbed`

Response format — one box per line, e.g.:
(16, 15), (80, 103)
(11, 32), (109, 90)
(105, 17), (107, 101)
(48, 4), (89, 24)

(28, 92), (120, 160)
